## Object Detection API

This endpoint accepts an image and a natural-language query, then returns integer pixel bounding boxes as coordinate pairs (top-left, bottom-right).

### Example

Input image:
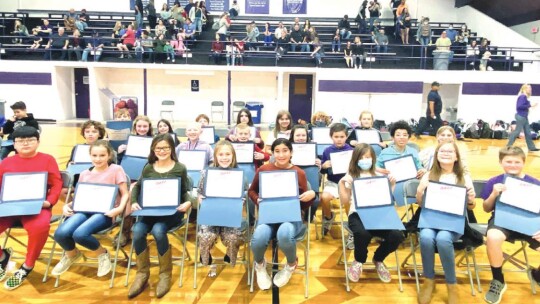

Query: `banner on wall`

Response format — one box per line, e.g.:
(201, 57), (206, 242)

(282, 0), (306, 14)
(246, 0), (270, 14)
(207, 0), (230, 12)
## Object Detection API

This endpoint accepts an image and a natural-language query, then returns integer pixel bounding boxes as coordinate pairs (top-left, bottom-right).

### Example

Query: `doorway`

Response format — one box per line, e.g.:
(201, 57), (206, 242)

(288, 74), (313, 123)
(74, 68), (90, 119)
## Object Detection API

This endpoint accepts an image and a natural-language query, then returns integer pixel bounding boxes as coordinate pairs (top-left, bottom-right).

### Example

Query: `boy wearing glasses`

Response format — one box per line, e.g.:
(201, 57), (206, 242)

(0, 126), (62, 290)
(0, 101), (40, 160)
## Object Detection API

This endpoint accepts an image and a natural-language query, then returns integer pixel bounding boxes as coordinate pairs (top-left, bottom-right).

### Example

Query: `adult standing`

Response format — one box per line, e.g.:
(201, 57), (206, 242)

(415, 81), (443, 138)
(507, 84), (539, 151)
(135, 0), (144, 30)
(368, 0), (381, 33)
(145, 0), (157, 29)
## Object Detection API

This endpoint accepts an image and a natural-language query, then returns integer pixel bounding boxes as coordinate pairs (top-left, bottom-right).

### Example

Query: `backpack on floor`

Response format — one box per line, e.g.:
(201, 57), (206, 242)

(373, 119), (386, 131)
(464, 122), (480, 139)
(477, 120), (493, 139)
(531, 122), (540, 133)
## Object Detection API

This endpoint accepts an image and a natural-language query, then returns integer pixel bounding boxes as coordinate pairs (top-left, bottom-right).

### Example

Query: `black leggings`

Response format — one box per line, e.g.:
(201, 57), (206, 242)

(348, 212), (404, 263)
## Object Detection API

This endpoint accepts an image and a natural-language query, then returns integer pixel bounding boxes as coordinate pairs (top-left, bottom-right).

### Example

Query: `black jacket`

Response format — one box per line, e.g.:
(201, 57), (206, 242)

(2, 113), (39, 140)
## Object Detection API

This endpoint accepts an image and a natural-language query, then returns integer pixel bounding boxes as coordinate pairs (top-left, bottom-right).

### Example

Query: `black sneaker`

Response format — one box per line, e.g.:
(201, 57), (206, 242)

(0, 248), (13, 281)
(4, 266), (30, 290)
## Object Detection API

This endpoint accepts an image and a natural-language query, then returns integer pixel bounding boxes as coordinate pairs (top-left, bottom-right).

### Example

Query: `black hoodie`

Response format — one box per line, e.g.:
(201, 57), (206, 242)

(2, 113), (39, 140)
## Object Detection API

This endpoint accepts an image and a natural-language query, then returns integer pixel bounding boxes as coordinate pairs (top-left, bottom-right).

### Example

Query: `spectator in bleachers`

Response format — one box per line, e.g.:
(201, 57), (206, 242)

(435, 31), (452, 51)
(352, 36), (365, 69)
(466, 39), (479, 70)
(111, 21), (123, 46)
(395, 0), (408, 37)
(185, 0), (195, 16)
(217, 13), (230, 42)
(68, 29), (83, 61)
(446, 25), (458, 44)
(274, 22), (285, 40)
(301, 26), (317, 52)
(234, 39), (245, 66)
(155, 33), (175, 63)
(229, 0), (240, 19)
(135, 0), (144, 30)
(225, 37), (237, 66)
(338, 15), (352, 40)
(194, 2), (205, 33)
(161, 3), (172, 22)
(145, 0), (157, 29)
(144, 25), (155, 38)
(168, 19), (180, 37)
(390, 0), (400, 25)
(117, 24), (136, 58)
(183, 18), (196, 42)
(35, 19), (52, 44)
(368, 0), (381, 32)
(416, 17), (431, 46)
(170, 31), (186, 57)
(303, 19), (311, 32)
(370, 19), (382, 41)
(29, 29), (42, 50)
(331, 29), (341, 53)
(200, 1), (210, 29)
(244, 21), (259, 51)
(82, 31), (104, 62)
(262, 22), (273, 46)
(64, 8), (77, 31)
(344, 41), (353, 67)
(289, 23), (304, 52)
(357, 1), (368, 34)
(398, 7), (412, 44)
(275, 28), (289, 59)
(211, 33), (224, 64)
(310, 37), (325, 67)
(374, 28), (389, 53)
(155, 19), (167, 37)
(479, 38), (491, 71)
(75, 9), (89, 33)
(11, 20), (29, 44)
(44, 27), (69, 61)
(135, 30), (155, 63)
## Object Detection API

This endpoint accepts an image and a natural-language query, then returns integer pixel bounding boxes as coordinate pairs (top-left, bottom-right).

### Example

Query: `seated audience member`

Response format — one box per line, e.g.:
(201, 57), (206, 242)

(265, 110), (293, 153)
(156, 34), (175, 63)
(135, 30), (155, 63)
(352, 36), (365, 69)
(481, 146), (540, 304)
(374, 28), (389, 53)
(211, 33), (224, 64)
(234, 39), (245, 66)
(68, 29), (84, 61)
(331, 29), (341, 53)
(229, 0), (240, 18)
(435, 31), (452, 51)
(160, 3), (172, 21)
(156, 119), (180, 146)
(44, 27), (69, 61)
(275, 28), (289, 59)
(301, 26), (316, 52)
(64, 8), (77, 31)
(52, 140), (129, 278)
(76, 9), (89, 33)
(289, 23), (303, 52)
(459, 24), (470, 45)
(446, 25), (458, 44)
(155, 19), (168, 37)
(112, 21), (124, 46)
(263, 22), (273, 46)
(466, 40), (479, 69)
(175, 122), (214, 166)
(183, 18), (196, 41)
(310, 37), (325, 67)
(338, 15), (352, 40)
(226, 109), (264, 149)
(0, 126), (63, 290)
(0, 101), (39, 160)
(117, 24), (136, 58)
(479, 38), (491, 71)
(82, 31), (104, 62)
(244, 21), (260, 51)
(274, 22), (285, 40)
(235, 123), (270, 169)
(196, 114), (220, 144)
(344, 41), (353, 68)
(36, 19), (53, 44)
(225, 36), (237, 66)
(12, 20), (29, 44)
(170, 31), (186, 56)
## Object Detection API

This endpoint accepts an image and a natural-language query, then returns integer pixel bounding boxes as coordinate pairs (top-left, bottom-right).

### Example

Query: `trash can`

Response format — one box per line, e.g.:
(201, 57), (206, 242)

(246, 102), (264, 124)
(433, 50), (451, 70)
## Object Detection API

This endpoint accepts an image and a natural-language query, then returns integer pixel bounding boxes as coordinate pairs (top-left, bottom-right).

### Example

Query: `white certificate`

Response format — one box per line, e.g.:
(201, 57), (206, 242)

(355, 129), (381, 145)
(72, 183), (117, 213)
(177, 150), (206, 171)
(106, 128), (130, 141)
(329, 150), (353, 175)
(291, 143), (316, 166)
(384, 155), (418, 182)
(200, 127), (216, 144)
(353, 177), (393, 208)
(260, 171), (298, 199)
(73, 145), (92, 164)
(204, 169), (244, 198)
(311, 127), (333, 144)
(500, 176), (540, 214)
(2, 173), (47, 202)
(424, 181), (466, 216)
(141, 179), (180, 207)
(125, 136), (153, 158)
(232, 143), (254, 163)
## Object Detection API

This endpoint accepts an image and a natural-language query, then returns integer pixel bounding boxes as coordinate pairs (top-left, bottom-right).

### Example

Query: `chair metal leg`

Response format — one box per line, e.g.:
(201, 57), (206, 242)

(339, 206), (350, 292)
(193, 224), (199, 289)
(470, 247), (482, 293)
(109, 224), (124, 288)
(410, 235), (420, 293)
(2, 229), (10, 248)
(521, 241), (537, 294)
(124, 236), (136, 287)
(179, 220), (190, 287)
(42, 238), (59, 283)
(395, 250), (404, 292)
(305, 222), (310, 298)
(464, 249), (476, 296)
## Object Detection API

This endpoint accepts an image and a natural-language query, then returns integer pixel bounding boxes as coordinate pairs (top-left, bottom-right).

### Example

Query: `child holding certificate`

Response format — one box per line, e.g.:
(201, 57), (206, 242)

(249, 138), (315, 290)
(52, 140), (129, 278)
(320, 123), (354, 236)
(175, 122), (214, 166)
(289, 125), (322, 168)
(338, 144), (403, 284)
(346, 111), (388, 150)
(416, 141), (475, 304)
(156, 119), (180, 147)
(0, 126), (62, 290)
(264, 110), (293, 153)
(197, 141), (247, 277)
(481, 146), (540, 304)
(117, 115), (154, 163)
(128, 134), (191, 299)
(225, 109), (264, 149)
(418, 126), (469, 174)
(236, 123), (269, 169)
(67, 120), (107, 164)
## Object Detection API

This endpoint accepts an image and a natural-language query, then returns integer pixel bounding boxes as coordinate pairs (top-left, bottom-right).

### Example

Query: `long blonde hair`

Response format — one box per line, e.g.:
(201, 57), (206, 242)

(519, 83), (531, 98)
(429, 141), (465, 186)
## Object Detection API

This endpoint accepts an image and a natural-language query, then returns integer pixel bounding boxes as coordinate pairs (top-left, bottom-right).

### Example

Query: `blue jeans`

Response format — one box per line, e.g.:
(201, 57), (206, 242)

(135, 13), (142, 30)
(135, 47), (153, 63)
(419, 36), (430, 46)
(419, 228), (460, 283)
(132, 212), (183, 255)
(290, 43), (300, 52)
(82, 47), (102, 62)
(75, 21), (88, 32)
(369, 17), (379, 32)
(194, 17), (202, 32)
(301, 43), (310, 52)
(331, 39), (341, 52)
(54, 212), (112, 251)
(376, 45), (388, 53)
(507, 113), (537, 150)
(340, 29), (351, 40)
(251, 221), (304, 264)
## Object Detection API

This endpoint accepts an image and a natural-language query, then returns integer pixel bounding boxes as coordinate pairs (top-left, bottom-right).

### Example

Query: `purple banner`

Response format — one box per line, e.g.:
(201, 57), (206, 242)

(319, 80), (423, 94)
(207, 0), (230, 12)
(283, 0), (307, 14)
(246, 0), (270, 14)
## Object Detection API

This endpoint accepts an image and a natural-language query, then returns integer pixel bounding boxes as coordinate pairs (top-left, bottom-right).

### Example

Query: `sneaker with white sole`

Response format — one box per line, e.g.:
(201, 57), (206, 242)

(51, 251), (83, 276)
(273, 260), (297, 288)
(4, 267), (30, 290)
(97, 251), (112, 277)
(322, 212), (335, 236)
(347, 261), (362, 282)
(254, 260), (272, 290)
(484, 279), (507, 304)
(0, 248), (13, 281)
(346, 234), (355, 250)
(373, 260), (391, 283)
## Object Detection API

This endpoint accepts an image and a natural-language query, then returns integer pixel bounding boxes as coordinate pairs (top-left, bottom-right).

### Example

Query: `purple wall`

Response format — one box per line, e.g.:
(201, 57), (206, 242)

(0, 72), (52, 85)
(462, 82), (540, 95)
(318, 80), (423, 94)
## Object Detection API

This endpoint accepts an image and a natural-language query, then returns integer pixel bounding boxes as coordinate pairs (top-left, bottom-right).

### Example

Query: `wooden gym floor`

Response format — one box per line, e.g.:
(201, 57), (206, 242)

(1, 124), (539, 304)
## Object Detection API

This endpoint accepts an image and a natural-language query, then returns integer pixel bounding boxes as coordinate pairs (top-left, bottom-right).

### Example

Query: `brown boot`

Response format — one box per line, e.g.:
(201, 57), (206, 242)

(417, 278), (436, 304)
(128, 248), (150, 299)
(156, 246), (172, 298)
(446, 284), (459, 304)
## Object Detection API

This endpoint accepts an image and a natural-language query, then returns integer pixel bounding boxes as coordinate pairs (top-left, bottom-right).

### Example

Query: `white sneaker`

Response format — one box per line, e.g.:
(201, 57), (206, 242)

(273, 260), (297, 288)
(254, 260), (272, 290)
(97, 251), (112, 277)
(51, 251), (83, 276)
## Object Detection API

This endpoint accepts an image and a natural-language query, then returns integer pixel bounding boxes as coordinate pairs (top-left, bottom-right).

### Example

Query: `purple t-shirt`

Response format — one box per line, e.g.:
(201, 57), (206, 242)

(516, 94), (531, 118)
(482, 174), (540, 210)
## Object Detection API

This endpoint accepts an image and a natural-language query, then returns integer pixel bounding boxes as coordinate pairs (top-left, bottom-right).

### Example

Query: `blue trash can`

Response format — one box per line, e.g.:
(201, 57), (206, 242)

(246, 102), (264, 124)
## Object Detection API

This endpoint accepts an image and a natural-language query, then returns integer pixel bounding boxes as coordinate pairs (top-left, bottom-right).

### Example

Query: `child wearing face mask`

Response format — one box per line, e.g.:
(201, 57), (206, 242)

(338, 144), (404, 284)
